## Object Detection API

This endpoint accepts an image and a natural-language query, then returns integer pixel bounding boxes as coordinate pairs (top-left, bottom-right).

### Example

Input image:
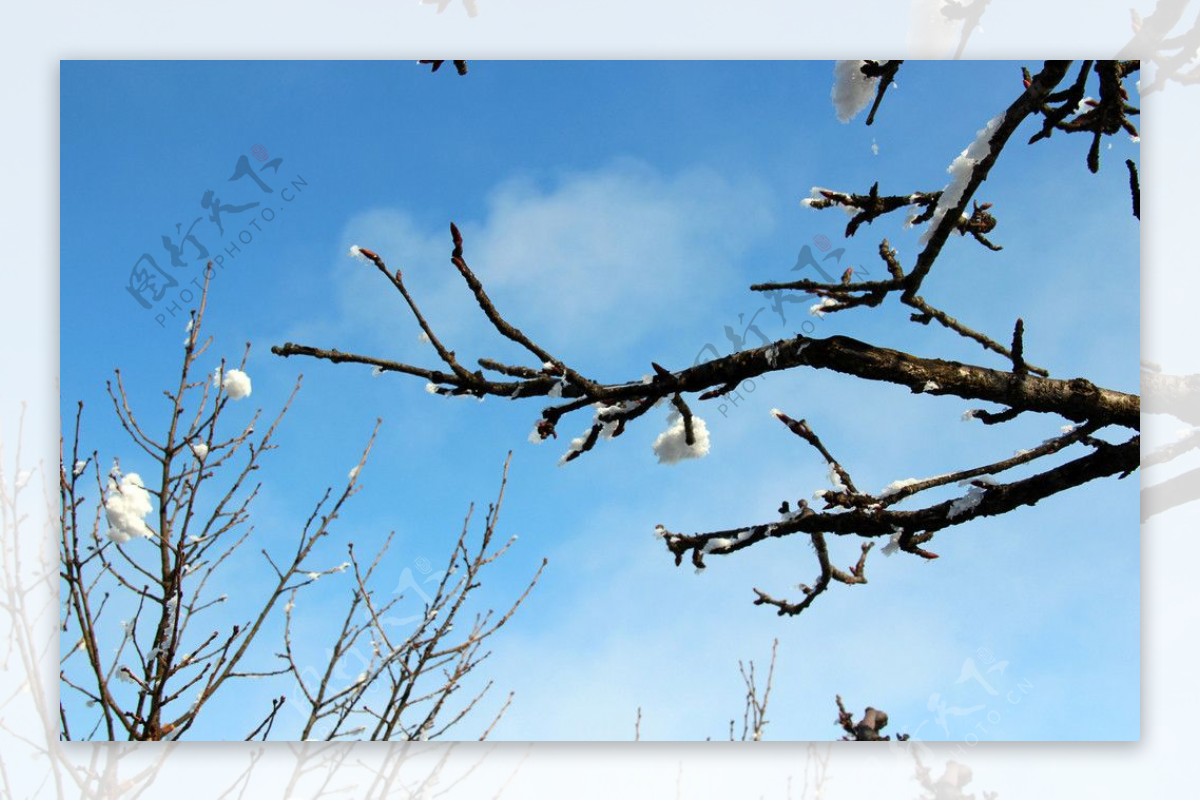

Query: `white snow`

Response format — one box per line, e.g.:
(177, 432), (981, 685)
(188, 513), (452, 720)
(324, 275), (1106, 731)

(220, 369), (252, 400)
(827, 465), (847, 493)
(73, 460), (87, 477)
(558, 429), (591, 465)
(921, 113), (1004, 244)
(831, 61), (880, 123)
(880, 478), (921, 497)
(810, 297), (839, 318)
(923, 380), (940, 392)
(881, 527), (904, 556)
(425, 382), (439, 394)
(652, 411), (711, 465)
(348, 465), (360, 480)
(104, 472), (155, 543)
(594, 403), (624, 439)
(702, 537), (733, 553)
(802, 186), (834, 208)
(189, 442), (208, 460)
(947, 485), (987, 519)
(962, 409), (978, 422)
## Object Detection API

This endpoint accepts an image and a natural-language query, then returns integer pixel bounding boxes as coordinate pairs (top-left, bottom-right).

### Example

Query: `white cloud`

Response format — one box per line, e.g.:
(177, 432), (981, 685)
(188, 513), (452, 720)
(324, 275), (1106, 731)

(322, 159), (773, 365)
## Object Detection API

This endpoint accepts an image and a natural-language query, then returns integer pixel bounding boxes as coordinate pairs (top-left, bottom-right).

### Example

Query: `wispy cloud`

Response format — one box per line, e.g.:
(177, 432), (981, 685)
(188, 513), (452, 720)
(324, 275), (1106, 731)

(306, 159), (774, 370)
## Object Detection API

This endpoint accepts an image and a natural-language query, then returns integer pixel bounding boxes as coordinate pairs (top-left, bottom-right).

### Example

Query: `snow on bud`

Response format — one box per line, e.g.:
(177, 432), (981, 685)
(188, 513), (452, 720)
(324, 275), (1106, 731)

(348, 465), (360, 481)
(558, 432), (591, 466)
(73, 459), (87, 477)
(922, 380), (940, 392)
(425, 383), (440, 394)
(594, 403), (624, 439)
(810, 298), (838, 318)
(189, 442), (208, 460)
(221, 369), (252, 400)
(961, 409), (978, 422)
(654, 524), (667, 539)
(880, 478), (920, 498)
(651, 411), (711, 465)
(529, 419), (556, 444)
(306, 572), (321, 580)
(104, 472), (154, 542)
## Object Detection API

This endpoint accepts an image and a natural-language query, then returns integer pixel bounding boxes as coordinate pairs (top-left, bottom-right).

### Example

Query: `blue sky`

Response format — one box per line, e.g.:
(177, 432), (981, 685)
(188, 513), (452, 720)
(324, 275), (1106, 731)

(60, 60), (1140, 741)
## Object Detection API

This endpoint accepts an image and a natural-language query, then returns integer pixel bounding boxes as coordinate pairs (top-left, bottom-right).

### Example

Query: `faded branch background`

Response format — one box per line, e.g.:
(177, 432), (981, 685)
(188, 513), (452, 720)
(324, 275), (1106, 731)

(4, 0), (1197, 794)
